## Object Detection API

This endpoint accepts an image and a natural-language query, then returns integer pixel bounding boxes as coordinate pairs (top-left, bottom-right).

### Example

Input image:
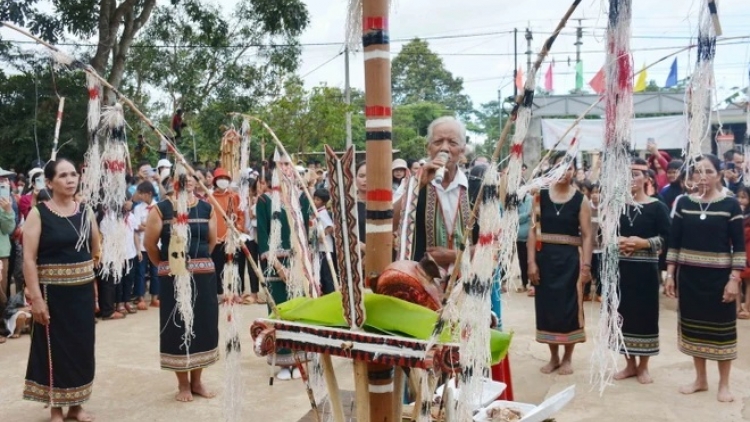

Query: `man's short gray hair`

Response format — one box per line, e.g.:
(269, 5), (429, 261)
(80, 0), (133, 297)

(426, 116), (466, 145)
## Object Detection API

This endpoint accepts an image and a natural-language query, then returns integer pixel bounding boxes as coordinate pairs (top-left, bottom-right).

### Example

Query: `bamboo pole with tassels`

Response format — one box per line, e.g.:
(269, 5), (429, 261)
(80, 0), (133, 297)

(0, 21), (281, 319)
(427, 0), (584, 353)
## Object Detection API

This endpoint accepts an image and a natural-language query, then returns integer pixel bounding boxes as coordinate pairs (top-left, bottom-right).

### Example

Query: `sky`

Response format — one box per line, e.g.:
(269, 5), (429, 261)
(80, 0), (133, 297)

(288, 0), (750, 107)
(2, 0), (748, 110)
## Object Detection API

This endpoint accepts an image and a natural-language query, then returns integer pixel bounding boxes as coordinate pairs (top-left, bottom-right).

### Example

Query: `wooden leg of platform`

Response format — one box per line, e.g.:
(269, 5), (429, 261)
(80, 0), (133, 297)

(368, 363), (395, 422)
(393, 367), (404, 421)
(354, 361), (371, 421)
(320, 354), (345, 422)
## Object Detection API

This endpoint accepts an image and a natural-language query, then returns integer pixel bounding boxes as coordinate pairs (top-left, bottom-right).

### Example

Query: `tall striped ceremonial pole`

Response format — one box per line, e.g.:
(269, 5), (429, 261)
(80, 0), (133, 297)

(361, 0), (396, 420)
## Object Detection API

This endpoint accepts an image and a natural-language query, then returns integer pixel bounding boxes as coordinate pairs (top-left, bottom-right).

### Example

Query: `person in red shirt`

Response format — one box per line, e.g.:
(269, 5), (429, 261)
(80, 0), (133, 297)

(645, 139), (671, 191)
(171, 109), (186, 144)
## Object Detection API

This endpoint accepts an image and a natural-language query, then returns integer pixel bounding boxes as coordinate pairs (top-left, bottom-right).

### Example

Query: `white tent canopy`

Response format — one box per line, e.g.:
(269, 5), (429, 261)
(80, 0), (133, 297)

(540, 115), (688, 152)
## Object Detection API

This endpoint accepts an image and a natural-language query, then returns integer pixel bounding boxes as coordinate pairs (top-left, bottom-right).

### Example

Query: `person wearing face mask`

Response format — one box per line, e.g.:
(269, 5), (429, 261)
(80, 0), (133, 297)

(0, 168), (18, 343)
(18, 168), (46, 220)
(209, 168), (245, 297)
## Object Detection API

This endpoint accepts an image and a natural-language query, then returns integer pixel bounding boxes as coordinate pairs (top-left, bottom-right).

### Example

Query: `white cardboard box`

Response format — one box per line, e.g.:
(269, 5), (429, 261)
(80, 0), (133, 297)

(473, 385), (576, 422)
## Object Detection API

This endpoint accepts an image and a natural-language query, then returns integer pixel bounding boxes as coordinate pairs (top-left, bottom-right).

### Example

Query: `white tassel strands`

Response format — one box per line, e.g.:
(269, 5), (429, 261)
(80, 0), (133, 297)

(238, 119), (251, 212)
(591, 0), (633, 394)
(222, 233), (243, 422)
(172, 164), (195, 351)
(456, 165), (501, 422)
(266, 167), (283, 273)
(684, 3), (718, 167)
(98, 211), (130, 283)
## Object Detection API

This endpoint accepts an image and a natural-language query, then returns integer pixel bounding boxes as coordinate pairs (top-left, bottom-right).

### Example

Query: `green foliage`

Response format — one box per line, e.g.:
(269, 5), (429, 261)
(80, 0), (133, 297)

(0, 68), (89, 171)
(249, 78), (356, 157)
(392, 38), (473, 117)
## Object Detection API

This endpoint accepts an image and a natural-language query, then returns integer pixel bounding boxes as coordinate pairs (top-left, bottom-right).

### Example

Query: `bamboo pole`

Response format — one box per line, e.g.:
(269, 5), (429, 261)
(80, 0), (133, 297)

(320, 354), (346, 422)
(50, 97), (65, 160)
(361, 0), (397, 420)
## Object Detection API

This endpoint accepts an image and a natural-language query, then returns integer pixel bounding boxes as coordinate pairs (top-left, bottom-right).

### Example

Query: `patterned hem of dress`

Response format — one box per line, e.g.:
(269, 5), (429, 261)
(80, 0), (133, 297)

(535, 329), (586, 344)
(619, 335), (660, 356)
(23, 379), (93, 407)
(160, 349), (220, 371)
(678, 339), (737, 361)
(157, 258), (215, 277)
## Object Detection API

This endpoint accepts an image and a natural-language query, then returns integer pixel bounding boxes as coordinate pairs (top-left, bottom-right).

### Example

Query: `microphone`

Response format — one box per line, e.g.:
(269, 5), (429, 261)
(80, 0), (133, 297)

(434, 152), (450, 185)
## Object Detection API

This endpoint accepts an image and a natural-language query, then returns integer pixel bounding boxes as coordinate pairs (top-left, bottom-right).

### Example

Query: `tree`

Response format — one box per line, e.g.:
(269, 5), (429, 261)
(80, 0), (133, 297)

(125, 0), (309, 112)
(391, 38), (473, 117)
(1, 0), (157, 94)
(250, 78), (358, 156)
(0, 0), (309, 98)
(0, 66), (90, 171)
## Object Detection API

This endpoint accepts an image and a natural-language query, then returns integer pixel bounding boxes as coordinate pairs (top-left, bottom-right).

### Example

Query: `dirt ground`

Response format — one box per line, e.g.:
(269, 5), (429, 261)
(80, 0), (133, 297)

(1, 291), (749, 422)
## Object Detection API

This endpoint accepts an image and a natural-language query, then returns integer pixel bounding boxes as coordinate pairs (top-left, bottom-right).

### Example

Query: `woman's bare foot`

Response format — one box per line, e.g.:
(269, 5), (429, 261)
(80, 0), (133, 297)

(717, 385), (734, 402)
(50, 407), (64, 422)
(679, 380), (708, 395)
(614, 366), (637, 381)
(540, 359), (561, 374)
(67, 405), (95, 421)
(175, 383), (193, 402)
(636, 369), (653, 384)
(558, 360), (574, 375)
(191, 382), (216, 399)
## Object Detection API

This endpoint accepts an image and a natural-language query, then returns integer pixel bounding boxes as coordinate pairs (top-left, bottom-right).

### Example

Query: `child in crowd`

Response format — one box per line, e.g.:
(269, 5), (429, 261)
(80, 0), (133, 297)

(115, 196), (139, 315)
(584, 181), (602, 301)
(736, 185), (750, 319)
(132, 181), (159, 309)
(313, 188), (336, 295)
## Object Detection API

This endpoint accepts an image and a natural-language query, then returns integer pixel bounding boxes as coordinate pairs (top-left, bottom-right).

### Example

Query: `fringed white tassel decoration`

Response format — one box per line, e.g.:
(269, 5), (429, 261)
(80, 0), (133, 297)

(266, 165), (283, 275)
(518, 138), (580, 198)
(80, 74), (102, 208)
(745, 66), (750, 186)
(591, 0), (633, 394)
(498, 72), (536, 283)
(222, 232), (243, 422)
(286, 249), (308, 300)
(345, 0), (363, 52)
(456, 165), (501, 422)
(283, 175), (318, 297)
(684, 3), (718, 168)
(172, 166), (194, 351)
(98, 211), (130, 282)
(416, 369), (433, 422)
(238, 119), (251, 211)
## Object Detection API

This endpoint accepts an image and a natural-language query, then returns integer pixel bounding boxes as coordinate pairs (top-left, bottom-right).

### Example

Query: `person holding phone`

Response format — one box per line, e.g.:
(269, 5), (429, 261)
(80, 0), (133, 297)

(0, 167), (18, 343)
(646, 138), (671, 191)
(18, 168), (46, 220)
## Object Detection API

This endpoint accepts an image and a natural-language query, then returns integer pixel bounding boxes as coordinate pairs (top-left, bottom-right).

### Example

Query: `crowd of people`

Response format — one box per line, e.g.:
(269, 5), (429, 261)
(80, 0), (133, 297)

(0, 118), (747, 421)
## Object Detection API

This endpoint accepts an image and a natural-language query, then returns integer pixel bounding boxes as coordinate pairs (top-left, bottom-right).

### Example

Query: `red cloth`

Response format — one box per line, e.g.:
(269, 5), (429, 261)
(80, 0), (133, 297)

(741, 216), (750, 279)
(171, 114), (182, 132)
(648, 151), (671, 190)
(18, 194), (33, 219)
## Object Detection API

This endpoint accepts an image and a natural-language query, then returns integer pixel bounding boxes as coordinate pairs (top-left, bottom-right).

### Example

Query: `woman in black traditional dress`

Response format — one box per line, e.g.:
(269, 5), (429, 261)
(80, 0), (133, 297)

(23, 159), (101, 422)
(665, 154), (743, 403)
(613, 158), (671, 384)
(144, 173), (219, 402)
(527, 153), (593, 375)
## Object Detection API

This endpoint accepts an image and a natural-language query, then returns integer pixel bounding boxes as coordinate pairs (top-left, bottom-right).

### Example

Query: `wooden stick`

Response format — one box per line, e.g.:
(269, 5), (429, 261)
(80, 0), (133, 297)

(433, 0), (585, 329)
(707, 0), (722, 36)
(353, 361), (371, 421)
(320, 354), (346, 422)
(50, 97), (65, 160)
(393, 367), (404, 421)
(295, 355), (321, 422)
(0, 21), (280, 318)
(230, 113), (341, 297)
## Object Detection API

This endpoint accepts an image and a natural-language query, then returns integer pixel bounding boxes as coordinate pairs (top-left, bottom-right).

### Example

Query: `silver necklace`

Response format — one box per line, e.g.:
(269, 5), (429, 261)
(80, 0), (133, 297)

(552, 201), (566, 216)
(698, 200), (710, 220)
(626, 206), (640, 227)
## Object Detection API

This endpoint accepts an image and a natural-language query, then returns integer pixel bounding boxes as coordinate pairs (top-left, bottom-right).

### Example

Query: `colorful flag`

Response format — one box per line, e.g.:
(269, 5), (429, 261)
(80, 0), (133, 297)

(634, 63), (648, 92)
(515, 67), (524, 91)
(544, 63), (554, 92)
(664, 58), (678, 88)
(589, 66), (605, 94)
(575, 61), (583, 91)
